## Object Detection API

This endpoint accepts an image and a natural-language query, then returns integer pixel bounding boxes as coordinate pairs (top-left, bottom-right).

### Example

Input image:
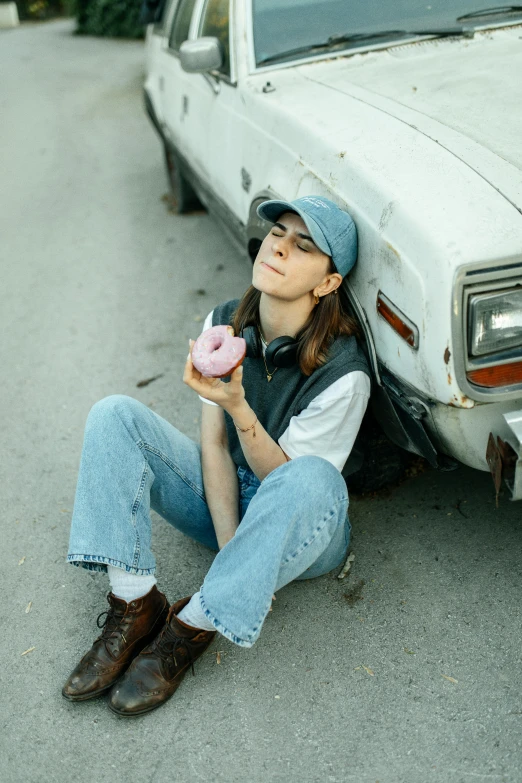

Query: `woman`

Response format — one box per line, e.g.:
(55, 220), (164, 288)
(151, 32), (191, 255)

(62, 196), (371, 717)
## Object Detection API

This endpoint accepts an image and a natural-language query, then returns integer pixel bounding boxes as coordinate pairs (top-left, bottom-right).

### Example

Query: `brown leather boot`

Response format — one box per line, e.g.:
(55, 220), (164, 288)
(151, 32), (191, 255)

(108, 596), (216, 717)
(62, 585), (169, 701)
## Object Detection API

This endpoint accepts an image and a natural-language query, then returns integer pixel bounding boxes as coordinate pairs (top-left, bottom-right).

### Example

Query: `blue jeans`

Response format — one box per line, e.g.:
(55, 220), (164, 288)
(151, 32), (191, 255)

(67, 395), (351, 647)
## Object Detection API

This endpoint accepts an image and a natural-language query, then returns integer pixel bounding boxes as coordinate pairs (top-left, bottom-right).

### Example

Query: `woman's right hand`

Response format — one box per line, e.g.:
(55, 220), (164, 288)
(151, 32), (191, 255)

(184, 340), (246, 414)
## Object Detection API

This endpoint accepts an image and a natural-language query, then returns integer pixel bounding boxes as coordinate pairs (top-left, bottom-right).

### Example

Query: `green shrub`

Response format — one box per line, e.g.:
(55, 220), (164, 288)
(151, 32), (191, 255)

(76, 0), (144, 38)
(16, 0), (146, 39)
(62, 0), (77, 16)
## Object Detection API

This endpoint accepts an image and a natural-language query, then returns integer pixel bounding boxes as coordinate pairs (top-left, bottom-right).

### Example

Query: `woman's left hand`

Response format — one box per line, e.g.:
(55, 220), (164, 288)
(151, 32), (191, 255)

(183, 340), (246, 414)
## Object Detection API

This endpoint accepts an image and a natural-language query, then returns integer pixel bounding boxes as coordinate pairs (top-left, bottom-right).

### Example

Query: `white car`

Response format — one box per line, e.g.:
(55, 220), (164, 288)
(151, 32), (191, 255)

(144, 0), (522, 499)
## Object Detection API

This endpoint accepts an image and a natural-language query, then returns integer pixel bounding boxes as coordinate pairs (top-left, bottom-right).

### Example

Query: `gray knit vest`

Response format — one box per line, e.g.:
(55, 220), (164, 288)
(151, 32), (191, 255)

(212, 299), (370, 471)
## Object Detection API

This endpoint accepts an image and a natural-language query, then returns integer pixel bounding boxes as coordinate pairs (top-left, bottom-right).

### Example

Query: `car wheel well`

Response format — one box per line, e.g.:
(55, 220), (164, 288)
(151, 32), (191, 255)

(163, 143), (203, 215)
(247, 238), (262, 263)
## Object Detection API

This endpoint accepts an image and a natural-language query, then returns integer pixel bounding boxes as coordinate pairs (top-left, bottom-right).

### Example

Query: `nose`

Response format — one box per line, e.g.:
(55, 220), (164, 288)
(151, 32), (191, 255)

(271, 234), (288, 258)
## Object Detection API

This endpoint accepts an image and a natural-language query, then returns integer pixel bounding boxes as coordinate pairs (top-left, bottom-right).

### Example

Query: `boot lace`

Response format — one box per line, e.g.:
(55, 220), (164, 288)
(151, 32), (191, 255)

(96, 607), (126, 645)
(149, 622), (196, 676)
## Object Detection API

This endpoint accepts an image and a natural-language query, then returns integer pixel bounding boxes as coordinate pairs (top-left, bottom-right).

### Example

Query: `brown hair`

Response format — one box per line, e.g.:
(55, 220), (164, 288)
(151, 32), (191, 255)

(232, 260), (359, 376)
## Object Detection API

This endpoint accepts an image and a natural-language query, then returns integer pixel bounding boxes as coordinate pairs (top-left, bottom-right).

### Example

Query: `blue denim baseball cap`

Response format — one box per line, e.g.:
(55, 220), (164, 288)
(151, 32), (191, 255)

(256, 196), (358, 277)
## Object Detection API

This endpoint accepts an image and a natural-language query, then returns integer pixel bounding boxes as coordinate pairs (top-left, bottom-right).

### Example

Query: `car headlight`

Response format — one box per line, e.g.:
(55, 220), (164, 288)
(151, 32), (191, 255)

(468, 288), (522, 356)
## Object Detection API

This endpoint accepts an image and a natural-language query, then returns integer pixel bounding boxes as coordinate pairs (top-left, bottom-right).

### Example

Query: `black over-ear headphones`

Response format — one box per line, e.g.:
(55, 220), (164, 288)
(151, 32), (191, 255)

(240, 325), (299, 369)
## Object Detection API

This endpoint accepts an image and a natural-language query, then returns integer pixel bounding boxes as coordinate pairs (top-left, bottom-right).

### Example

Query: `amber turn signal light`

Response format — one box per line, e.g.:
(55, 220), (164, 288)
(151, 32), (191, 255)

(467, 361), (522, 387)
(377, 292), (419, 349)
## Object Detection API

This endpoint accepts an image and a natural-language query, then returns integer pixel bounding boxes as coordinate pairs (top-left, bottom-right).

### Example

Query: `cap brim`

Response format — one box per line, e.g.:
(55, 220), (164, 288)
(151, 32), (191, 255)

(256, 200), (331, 257)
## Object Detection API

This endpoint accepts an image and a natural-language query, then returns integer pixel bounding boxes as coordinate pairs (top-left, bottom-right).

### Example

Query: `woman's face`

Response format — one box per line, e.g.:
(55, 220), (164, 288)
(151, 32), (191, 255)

(252, 212), (339, 302)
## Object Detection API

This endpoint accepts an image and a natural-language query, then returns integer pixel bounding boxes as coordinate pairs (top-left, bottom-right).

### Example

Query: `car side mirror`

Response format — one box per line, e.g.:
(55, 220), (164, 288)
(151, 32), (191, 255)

(179, 37), (223, 73)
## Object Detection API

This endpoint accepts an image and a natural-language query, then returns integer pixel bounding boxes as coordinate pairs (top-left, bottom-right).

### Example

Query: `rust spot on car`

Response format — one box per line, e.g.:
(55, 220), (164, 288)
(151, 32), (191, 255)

(338, 150), (346, 158)
(444, 346), (451, 364)
(385, 242), (400, 259)
(449, 394), (474, 408)
(447, 372), (452, 384)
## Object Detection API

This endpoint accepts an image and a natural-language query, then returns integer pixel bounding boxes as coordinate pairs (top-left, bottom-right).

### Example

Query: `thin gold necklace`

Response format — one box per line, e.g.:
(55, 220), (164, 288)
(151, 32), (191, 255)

(262, 352), (279, 383)
(259, 326), (279, 383)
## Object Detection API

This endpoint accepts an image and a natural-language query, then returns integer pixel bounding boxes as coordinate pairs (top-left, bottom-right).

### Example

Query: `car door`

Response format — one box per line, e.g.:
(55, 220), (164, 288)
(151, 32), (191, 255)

(158, 0), (200, 160)
(162, 0), (247, 236)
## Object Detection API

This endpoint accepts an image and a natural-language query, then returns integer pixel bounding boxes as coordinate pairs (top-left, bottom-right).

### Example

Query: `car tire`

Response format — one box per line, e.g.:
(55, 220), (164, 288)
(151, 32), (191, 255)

(344, 414), (407, 494)
(163, 144), (203, 214)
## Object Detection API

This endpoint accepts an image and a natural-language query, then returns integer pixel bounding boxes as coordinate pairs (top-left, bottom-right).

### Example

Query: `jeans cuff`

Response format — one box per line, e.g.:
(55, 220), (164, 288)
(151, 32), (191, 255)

(66, 554), (156, 576)
(199, 589), (256, 649)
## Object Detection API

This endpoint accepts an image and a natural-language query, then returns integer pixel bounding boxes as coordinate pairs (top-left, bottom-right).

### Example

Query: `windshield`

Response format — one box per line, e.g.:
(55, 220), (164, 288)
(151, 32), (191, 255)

(252, 0), (522, 65)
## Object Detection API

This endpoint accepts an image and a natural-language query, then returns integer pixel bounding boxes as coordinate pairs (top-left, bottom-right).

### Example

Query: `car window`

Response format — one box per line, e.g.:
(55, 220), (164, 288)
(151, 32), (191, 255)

(252, 0), (520, 65)
(199, 0), (230, 77)
(168, 0), (198, 52)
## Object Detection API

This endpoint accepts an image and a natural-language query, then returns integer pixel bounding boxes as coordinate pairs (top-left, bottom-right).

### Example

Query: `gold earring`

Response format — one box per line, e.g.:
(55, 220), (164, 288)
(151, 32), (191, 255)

(314, 294), (320, 305)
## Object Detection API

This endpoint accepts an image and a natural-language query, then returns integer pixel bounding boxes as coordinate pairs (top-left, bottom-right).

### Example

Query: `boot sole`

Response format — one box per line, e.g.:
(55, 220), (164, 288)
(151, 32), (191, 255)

(108, 687), (179, 717)
(62, 681), (115, 702)
(108, 700), (168, 717)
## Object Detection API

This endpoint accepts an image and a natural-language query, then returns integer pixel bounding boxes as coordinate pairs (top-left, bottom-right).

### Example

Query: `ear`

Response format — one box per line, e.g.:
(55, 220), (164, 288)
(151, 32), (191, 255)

(315, 272), (343, 298)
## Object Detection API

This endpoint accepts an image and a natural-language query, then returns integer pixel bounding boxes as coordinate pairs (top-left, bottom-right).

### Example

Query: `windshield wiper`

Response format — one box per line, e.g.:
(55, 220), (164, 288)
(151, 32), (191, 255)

(257, 27), (474, 66)
(457, 5), (522, 22)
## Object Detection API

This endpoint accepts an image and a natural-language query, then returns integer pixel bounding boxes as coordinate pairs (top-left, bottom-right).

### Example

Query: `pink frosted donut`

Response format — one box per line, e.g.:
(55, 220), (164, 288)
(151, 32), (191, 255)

(191, 325), (247, 378)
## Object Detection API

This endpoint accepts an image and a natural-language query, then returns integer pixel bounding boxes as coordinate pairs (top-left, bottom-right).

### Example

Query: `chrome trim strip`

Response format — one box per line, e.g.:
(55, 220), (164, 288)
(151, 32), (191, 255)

(160, 0), (180, 51)
(200, 0), (238, 86)
(190, 0), (205, 38)
(245, 0), (257, 74)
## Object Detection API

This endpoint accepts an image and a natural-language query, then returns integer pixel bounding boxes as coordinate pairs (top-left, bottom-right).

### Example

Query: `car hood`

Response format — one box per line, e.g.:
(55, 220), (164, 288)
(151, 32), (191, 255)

(296, 24), (522, 212)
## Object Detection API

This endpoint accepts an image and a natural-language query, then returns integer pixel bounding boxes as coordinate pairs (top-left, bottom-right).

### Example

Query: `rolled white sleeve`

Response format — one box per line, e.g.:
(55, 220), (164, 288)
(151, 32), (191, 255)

(278, 371), (371, 472)
(198, 310), (220, 407)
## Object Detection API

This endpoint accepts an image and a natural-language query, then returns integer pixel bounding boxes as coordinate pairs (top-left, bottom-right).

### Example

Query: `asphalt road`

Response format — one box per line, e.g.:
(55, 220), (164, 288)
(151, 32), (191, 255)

(1, 20), (521, 783)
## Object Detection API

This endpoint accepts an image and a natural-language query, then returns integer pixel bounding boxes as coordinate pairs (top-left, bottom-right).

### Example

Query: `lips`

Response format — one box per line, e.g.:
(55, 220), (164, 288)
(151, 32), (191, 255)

(261, 261), (283, 275)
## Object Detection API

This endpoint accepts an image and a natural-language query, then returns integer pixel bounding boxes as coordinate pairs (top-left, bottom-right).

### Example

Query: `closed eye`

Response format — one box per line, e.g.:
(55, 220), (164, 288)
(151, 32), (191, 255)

(271, 227), (312, 252)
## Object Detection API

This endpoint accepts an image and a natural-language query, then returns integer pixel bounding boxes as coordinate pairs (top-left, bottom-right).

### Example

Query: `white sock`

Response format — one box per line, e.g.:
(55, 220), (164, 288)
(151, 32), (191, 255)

(177, 591), (216, 632)
(107, 565), (157, 603)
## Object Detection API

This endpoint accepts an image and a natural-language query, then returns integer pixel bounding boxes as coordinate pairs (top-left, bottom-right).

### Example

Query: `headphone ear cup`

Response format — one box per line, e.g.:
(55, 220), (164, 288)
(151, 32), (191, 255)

(266, 336), (299, 368)
(241, 325), (261, 359)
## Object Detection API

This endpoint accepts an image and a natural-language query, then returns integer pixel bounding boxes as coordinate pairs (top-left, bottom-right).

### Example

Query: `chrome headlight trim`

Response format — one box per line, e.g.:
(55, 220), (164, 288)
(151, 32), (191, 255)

(452, 257), (522, 402)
